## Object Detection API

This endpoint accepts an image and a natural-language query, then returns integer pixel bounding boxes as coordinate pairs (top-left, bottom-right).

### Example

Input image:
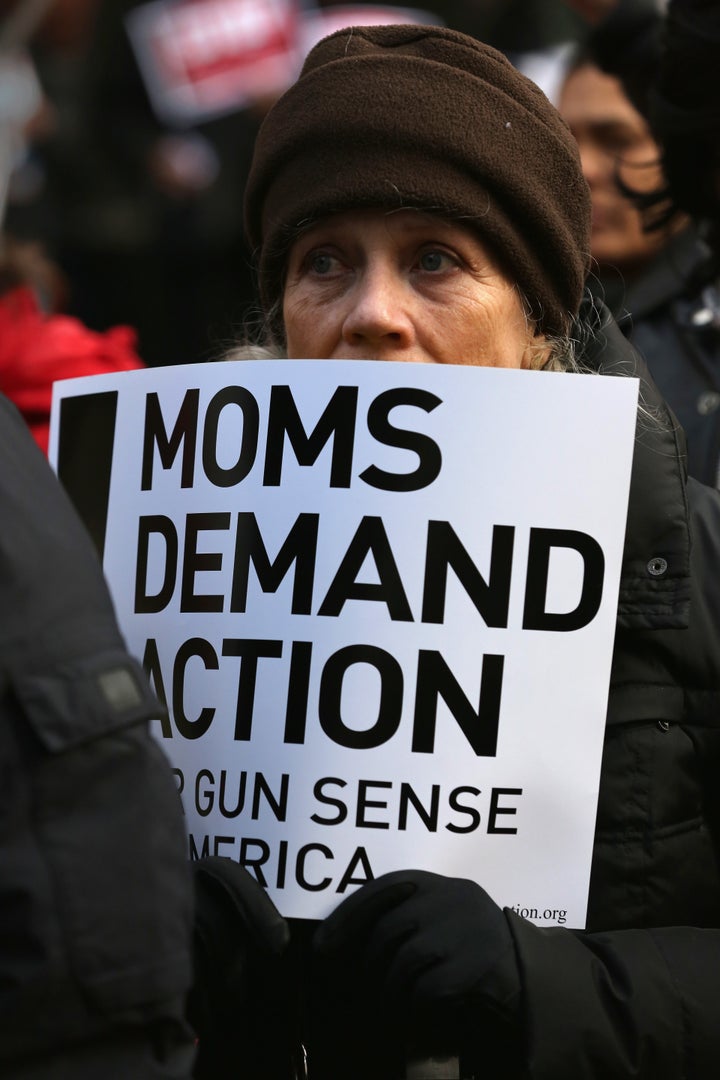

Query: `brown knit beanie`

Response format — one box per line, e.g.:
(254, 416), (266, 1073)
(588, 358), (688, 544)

(244, 23), (591, 337)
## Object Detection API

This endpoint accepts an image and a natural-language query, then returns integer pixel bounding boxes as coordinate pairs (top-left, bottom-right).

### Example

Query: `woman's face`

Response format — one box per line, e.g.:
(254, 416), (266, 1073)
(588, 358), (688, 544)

(559, 63), (670, 277)
(282, 209), (548, 368)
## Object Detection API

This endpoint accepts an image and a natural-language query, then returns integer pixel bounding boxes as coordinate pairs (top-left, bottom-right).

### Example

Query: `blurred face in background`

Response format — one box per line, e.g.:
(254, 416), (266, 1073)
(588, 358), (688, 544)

(559, 61), (670, 279)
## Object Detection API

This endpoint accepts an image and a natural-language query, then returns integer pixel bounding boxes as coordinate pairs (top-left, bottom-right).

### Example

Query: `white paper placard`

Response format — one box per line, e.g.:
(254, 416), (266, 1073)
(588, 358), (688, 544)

(49, 359), (639, 926)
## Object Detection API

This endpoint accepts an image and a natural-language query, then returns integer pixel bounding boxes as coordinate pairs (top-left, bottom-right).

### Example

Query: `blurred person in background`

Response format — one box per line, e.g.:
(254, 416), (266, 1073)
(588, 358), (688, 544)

(2, 0), (283, 367)
(0, 233), (145, 453)
(558, 50), (684, 306)
(558, 38), (720, 487)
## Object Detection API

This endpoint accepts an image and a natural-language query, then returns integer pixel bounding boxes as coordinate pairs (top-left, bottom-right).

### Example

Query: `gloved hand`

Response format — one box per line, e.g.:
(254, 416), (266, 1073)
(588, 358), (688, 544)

(187, 857), (293, 1079)
(311, 870), (522, 1074)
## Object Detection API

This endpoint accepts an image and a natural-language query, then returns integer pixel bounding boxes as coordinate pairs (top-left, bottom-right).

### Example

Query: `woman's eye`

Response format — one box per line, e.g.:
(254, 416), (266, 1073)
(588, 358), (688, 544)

(597, 130), (637, 156)
(418, 249), (455, 272)
(308, 252), (337, 275)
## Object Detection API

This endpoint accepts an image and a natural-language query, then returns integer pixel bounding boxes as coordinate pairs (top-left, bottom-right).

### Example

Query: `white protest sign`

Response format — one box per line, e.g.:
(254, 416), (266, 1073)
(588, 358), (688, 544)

(49, 360), (638, 927)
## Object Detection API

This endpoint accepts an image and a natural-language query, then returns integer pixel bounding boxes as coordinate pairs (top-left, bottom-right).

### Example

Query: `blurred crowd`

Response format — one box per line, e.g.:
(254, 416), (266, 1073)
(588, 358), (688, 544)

(0, 0), (590, 372)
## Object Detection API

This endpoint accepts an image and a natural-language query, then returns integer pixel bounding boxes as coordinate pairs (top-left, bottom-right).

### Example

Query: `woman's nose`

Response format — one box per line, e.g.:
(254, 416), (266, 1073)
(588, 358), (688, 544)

(341, 264), (414, 349)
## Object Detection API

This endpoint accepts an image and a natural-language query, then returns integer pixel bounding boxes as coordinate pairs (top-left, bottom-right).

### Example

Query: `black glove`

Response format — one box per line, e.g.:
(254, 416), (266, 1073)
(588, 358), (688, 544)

(311, 870), (522, 1076)
(187, 857), (293, 1079)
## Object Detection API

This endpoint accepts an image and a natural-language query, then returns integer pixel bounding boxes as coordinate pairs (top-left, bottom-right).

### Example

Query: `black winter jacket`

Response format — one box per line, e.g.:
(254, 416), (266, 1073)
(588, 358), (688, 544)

(0, 393), (196, 1077)
(507, 299), (720, 1079)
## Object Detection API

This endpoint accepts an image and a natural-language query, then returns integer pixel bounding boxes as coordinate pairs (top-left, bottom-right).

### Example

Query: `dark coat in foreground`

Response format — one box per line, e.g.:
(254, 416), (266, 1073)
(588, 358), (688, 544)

(0, 393), (196, 1078)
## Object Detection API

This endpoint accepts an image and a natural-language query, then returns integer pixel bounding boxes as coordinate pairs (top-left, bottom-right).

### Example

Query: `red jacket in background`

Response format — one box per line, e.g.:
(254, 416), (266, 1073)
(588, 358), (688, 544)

(0, 285), (145, 454)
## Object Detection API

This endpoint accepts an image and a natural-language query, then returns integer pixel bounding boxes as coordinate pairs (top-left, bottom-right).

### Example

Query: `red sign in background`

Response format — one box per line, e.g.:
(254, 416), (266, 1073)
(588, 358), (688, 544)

(126, 0), (440, 124)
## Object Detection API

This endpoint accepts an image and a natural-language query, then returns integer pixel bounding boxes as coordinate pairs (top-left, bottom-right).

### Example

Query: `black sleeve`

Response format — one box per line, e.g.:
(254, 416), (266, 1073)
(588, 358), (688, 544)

(509, 912), (720, 1079)
(0, 393), (195, 1076)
